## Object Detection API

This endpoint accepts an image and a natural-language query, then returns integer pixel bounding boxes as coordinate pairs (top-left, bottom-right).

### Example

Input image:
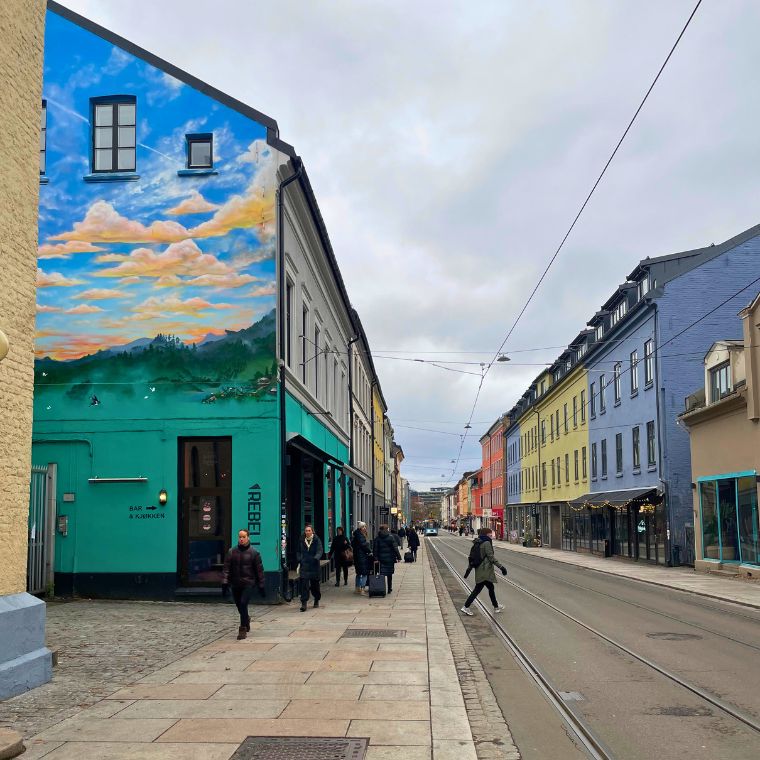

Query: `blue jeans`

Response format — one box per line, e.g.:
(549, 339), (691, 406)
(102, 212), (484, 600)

(355, 574), (367, 589)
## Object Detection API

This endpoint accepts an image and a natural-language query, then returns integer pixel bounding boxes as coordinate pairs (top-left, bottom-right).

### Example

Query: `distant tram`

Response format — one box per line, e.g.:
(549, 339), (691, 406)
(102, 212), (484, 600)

(422, 519), (439, 537)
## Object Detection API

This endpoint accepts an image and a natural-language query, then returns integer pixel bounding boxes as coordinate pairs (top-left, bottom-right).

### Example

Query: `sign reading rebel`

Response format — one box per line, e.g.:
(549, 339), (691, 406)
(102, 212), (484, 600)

(248, 483), (262, 547)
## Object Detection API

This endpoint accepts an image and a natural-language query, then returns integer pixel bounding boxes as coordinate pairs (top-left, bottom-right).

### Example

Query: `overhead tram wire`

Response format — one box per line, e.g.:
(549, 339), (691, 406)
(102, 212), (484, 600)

(448, 0), (704, 478)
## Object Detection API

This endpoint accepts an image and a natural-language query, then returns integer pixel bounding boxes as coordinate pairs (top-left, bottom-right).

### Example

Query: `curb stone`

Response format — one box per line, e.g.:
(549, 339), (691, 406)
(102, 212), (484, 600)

(427, 548), (521, 760)
(0, 728), (23, 759)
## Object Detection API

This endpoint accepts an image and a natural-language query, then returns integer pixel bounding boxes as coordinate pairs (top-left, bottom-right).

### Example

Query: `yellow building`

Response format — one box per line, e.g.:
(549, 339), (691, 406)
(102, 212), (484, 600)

(505, 352), (590, 548)
(0, 0), (50, 701)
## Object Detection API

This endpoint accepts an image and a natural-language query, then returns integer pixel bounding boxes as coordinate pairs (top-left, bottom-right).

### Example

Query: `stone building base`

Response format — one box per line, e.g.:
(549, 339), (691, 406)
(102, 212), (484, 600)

(0, 593), (51, 700)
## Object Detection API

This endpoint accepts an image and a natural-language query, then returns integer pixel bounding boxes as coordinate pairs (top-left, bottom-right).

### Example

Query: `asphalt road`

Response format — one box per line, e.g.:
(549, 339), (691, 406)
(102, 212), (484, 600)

(430, 532), (760, 760)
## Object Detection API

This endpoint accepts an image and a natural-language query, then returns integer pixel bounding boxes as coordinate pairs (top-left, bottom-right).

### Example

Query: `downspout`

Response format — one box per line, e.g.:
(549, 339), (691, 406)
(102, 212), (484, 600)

(277, 158), (303, 595)
(347, 335), (359, 528)
(653, 303), (672, 565)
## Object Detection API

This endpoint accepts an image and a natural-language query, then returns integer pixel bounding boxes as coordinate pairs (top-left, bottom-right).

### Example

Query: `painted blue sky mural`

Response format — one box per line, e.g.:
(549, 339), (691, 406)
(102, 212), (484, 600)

(37, 10), (277, 365)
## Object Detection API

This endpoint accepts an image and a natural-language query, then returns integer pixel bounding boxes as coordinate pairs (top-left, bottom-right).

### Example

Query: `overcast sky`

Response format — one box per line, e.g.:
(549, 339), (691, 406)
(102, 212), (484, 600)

(62, 0), (760, 490)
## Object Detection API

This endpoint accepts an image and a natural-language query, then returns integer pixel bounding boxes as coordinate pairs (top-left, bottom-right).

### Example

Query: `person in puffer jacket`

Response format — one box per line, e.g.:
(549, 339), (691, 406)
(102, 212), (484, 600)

(222, 529), (266, 639)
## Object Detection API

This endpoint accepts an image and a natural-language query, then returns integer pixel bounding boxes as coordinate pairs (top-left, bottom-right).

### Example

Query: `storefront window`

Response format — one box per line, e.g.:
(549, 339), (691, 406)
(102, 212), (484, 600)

(738, 476), (759, 565)
(717, 479), (739, 562)
(700, 481), (719, 560)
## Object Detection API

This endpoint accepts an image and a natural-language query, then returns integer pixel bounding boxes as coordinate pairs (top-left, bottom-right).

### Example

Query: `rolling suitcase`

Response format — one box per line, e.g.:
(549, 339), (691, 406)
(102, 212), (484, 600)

(368, 563), (386, 598)
(404, 551), (414, 563)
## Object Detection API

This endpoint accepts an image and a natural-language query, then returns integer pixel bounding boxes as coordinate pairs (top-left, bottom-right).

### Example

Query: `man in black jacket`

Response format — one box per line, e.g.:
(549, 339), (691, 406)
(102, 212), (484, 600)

(222, 529), (266, 640)
(374, 524), (401, 594)
(297, 524), (324, 611)
(406, 525), (420, 562)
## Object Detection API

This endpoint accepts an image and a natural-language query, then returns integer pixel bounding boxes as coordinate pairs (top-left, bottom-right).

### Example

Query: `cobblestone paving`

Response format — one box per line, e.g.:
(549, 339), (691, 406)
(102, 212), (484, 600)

(0, 598), (261, 738)
(428, 552), (521, 760)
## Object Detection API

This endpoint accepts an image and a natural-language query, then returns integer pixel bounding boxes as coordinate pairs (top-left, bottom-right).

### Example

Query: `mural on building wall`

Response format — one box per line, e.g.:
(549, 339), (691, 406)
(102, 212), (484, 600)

(35, 12), (278, 415)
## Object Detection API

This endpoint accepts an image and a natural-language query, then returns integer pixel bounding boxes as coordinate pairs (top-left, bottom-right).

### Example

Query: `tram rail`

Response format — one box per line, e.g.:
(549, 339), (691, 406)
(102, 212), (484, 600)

(430, 534), (760, 745)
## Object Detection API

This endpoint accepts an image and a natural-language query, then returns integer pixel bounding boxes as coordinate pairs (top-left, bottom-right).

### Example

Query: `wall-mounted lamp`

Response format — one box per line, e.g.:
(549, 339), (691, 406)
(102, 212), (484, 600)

(158, 489), (168, 505)
(0, 330), (8, 362)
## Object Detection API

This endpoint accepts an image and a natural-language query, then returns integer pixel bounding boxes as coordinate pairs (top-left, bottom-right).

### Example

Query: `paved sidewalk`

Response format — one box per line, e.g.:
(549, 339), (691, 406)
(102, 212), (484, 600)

(22, 541), (479, 760)
(492, 537), (760, 609)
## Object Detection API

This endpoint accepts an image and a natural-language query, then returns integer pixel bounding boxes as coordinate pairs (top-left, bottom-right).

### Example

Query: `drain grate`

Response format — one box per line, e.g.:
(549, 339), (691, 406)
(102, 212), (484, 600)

(341, 628), (406, 638)
(231, 737), (368, 760)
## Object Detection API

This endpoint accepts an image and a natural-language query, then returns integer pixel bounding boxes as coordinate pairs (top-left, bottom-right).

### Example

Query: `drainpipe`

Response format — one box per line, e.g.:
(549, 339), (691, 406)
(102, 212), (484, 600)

(277, 158), (303, 596)
(653, 304), (672, 565)
(347, 335), (359, 528)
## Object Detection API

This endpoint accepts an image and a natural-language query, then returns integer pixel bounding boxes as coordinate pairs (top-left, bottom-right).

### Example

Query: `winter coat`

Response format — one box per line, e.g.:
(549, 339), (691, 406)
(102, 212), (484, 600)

(391, 532), (401, 549)
(297, 535), (324, 580)
(328, 533), (352, 567)
(406, 529), (420, 550)
(374, 529), (401, 575)
(222, 544), (265, 590)
(473, 536), (506, 584)
(352, 528), (373, 575)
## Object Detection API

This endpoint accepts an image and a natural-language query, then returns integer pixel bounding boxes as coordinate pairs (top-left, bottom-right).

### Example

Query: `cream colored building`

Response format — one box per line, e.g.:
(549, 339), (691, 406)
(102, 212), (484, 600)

(681, 294), (760, 576)
(0, 0), (51, 699)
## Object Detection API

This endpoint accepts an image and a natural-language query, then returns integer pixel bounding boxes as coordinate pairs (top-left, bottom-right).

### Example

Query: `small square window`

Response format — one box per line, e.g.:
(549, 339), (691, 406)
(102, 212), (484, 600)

(187, 133), (213, 169)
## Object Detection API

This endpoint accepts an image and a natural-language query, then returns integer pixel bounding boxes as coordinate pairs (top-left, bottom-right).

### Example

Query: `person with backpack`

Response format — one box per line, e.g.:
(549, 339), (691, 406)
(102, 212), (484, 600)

(406, 525), (420, 561)
(461, 527), (507, 616)
(374, 524), (401, 594)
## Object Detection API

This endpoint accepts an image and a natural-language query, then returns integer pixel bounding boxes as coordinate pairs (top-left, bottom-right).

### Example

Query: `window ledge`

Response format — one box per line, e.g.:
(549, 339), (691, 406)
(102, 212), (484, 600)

(177, 168), (218, 177)
(647, 464), (657, 472)
(600, 409), (606, 416)
(630, 390), (639, 399)
(591, 476), (597, 482)
(39, 176), (49, 185)
(632, 467), (641, 475)
(616, 472), (624, 478)
(601, 475), (608, 481)
(614, 400), (622, 408)
(645, 380), (654, 390)
(83, 172), (140, 183)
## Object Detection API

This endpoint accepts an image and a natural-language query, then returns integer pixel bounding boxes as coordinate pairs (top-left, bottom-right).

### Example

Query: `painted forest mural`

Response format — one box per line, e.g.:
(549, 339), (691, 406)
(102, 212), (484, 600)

(36, 11), (279, 417)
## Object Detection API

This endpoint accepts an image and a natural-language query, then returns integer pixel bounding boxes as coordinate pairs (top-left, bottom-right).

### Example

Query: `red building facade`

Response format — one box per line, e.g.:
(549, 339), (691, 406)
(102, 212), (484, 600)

(479, 416), (507, 538)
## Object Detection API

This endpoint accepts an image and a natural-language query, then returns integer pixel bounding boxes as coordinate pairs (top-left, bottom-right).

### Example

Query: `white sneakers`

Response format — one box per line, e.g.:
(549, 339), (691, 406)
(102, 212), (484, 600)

(460, 606), (474, 616)
(494, 604), (505, 613)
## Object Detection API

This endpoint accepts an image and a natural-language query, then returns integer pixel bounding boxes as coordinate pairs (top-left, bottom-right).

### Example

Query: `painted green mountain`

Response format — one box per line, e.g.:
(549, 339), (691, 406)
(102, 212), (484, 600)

(35, 309), (277, 404)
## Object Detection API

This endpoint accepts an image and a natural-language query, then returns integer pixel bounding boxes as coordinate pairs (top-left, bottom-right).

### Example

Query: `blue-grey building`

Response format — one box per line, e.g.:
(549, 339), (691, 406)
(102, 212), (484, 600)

(505, 419), (521, 532)
(568, 224), (760, 565)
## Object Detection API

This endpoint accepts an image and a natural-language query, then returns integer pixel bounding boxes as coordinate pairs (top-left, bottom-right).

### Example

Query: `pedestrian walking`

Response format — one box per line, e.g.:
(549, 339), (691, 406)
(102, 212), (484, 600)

(297, 524), (323, 612)
(406, 525), (420, 561)
(374, 524), (401, 594)
(222, 529), (266, 640)
(459, 525), (464, 537)
(396, 526), (406, 550)
(352, 521), (372, 594)
(328, 526), (352, 587)
(461, 527), (507, 616)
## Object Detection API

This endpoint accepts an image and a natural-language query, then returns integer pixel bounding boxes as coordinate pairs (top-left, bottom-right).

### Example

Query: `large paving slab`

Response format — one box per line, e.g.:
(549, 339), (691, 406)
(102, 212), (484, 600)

(9, 539), (480, 758)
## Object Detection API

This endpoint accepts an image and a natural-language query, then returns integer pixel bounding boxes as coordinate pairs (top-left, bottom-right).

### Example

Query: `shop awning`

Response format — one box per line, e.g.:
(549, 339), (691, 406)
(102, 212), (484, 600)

(568, 487), (661, 508)
(286, 433), (367, 486)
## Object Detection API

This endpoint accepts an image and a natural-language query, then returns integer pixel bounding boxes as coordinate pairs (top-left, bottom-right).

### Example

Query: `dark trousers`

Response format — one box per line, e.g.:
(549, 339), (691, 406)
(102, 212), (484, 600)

(300, 577), (321, 604)
(232, 586), (253, 627)
(335, 564), (349, 584)
(464, 581), (498, 609)
(411, 547), (418, 562)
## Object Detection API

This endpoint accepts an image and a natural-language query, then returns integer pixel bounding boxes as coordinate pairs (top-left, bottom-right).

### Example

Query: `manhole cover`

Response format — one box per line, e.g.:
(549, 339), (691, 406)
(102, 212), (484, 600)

(646, 632), (703, 641)
(341, 629), (407, 638)
(559, 691), (585, 702)
(231, 737), (368, 760)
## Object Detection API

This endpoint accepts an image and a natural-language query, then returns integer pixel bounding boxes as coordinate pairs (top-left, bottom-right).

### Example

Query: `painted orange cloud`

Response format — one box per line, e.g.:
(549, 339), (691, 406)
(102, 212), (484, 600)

(50, 200), (190, 244)
(36, 304), (62, 313)
(37, 270), (86, 288)
(185, 273), (258, 288)
(38, 241), (106, 259)
(132, 295), (237, 317)
(166, 190), (220, 216)
(94, 240), (233, 279)
(188, 191), (275, 241)
(74, 288), (131, 300)
(245, 282), (276, 298)
(65, 304), (105, 314)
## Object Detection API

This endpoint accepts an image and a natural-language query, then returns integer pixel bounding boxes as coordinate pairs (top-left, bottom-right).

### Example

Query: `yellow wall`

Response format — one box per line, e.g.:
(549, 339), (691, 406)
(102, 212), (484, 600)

(515, 400), (540, 506)
(535, 366), (589, 503)
(372, 388), (384, 494)
(0, 0), (45, 596)
(458, 480), (470, 515)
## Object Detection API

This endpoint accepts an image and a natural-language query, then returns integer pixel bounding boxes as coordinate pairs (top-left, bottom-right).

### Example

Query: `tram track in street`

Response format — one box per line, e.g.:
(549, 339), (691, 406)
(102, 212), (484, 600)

(486, 546), (760, 653)
(429, 534), (760, 759)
